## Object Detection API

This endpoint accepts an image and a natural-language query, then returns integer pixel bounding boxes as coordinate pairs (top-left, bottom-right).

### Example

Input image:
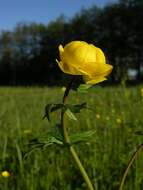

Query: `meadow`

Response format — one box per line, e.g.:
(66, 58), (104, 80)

(0, 85), (143, 190)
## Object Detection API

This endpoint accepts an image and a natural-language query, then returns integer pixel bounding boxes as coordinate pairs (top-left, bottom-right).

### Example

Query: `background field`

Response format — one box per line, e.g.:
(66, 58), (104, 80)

(0, 85), (143, 190)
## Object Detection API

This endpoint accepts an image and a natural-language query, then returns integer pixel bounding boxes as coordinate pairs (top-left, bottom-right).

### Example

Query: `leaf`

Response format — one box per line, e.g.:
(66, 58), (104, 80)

(77, 84), (92, 93)
(46, 136), (63, 145)
(24, 138), (48, 159)
(43, 103), (64, 121)
(64, 103), (93, 120)
(24, 134), (64, 159)
(65, 109), (77, 121)
(69, 130), (96, 145)
(68, 102), (87, 113)
(46, 124), (63, 142)
(67, 102), (95, 113)
(27, 137), (53, 149)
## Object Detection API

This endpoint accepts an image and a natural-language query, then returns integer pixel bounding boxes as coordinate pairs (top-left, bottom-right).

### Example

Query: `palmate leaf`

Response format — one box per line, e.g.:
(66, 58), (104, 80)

(65, 109), (78, 121)
(68, 102), (87, 113)
(43, 102), (90, 122)
(24, 133), (64, 159)
(65, 102), (94, 121)
(65, 102), (87, 121)
(30, 134), (63, 147)
(24, 129), (96, 159)
(47, 123), (63, 141)
(69, 130), (96, 145)
(24, 123), (65, 159)
(43, 103), (64, 121)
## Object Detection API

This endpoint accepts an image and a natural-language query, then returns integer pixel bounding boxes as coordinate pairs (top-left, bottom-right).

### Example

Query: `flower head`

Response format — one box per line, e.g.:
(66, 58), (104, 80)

(1, 171), (10, 178)
(116, 118), (122, 124)
(96, 114), (100, 119)
(23, 129), (32, 134)
(57, 41), (113, 84)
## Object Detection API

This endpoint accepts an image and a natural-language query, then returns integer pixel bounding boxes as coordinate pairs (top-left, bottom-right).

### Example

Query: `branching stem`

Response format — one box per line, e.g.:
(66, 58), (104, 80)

(61, 77), (95, 190)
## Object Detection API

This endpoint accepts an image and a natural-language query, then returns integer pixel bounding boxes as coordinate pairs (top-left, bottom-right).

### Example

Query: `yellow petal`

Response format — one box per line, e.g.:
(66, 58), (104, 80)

(59, 44), (64, 52)
(57, 60), (84, 75)
(90, 63), (113, 77)
(58, 44), (64, 59)
(83, 75), (107, 84)
(64, 41), (87, 52)
(100, 64), (113, 77)
(96, 47), (106, 63)
(62, 41), (89, 67)
(74, 62), (112, 78)
(83, 63), (113, 85)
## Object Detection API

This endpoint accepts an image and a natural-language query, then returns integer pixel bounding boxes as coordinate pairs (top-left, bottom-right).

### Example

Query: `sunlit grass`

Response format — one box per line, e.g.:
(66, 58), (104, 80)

(0, 85), (143, 190)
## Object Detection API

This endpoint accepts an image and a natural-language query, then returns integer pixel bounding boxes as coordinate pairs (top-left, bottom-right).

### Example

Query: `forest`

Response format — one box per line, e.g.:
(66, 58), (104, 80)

(0, 0), (143, 86)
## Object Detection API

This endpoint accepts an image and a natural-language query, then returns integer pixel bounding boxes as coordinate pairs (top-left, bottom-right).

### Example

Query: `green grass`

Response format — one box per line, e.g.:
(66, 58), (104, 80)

(0, 85), (143, 190)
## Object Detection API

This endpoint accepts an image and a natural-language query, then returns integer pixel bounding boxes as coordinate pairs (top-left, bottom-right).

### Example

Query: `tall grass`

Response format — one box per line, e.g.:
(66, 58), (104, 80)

(0, 86), (143, 190)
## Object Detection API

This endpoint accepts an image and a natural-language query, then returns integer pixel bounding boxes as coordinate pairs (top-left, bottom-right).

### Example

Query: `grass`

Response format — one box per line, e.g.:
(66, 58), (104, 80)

(0, 85), (143, 190)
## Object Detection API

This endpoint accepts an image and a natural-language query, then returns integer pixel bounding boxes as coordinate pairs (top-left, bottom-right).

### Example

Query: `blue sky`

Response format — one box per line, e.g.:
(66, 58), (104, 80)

(0, 0), (117, 31)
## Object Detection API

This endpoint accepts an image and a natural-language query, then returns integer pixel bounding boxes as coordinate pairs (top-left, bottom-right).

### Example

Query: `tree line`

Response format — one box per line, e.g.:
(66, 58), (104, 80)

(0, 0), (143, 86)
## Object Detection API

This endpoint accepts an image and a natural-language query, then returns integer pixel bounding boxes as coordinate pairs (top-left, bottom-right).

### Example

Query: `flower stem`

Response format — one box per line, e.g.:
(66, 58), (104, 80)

(119, 144), (143, 190)
(61, 77), (95, 190)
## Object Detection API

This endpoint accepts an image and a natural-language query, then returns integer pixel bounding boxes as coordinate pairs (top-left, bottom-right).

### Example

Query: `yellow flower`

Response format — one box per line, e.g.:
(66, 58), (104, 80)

(116, 118), (122, 124)
(1, 171), (10, 178)
(96, 114), (100, 119)
(23, 129), (32, 134)
(57, 41), (113, 85)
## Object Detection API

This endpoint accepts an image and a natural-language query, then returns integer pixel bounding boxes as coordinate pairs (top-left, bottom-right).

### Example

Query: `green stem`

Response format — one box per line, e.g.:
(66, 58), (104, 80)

(70, 146), (95, 190)
(119, 144), (143, 190)
(61, 77), (95, 190)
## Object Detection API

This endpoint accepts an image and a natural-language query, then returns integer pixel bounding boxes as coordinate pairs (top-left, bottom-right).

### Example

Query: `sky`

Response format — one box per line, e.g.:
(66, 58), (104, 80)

(0, 0), (117, 31)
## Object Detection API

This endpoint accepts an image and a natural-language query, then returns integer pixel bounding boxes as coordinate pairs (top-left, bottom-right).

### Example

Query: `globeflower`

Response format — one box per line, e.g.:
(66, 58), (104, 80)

(96, 114), (100, 119)
(116, 118), (122, 124)
(57, 41), (113, 84)
(1, 171), (10, 178)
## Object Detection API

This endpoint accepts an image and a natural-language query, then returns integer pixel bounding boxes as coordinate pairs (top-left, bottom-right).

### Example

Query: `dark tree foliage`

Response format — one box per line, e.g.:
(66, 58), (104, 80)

(0, 0), (143, 86)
